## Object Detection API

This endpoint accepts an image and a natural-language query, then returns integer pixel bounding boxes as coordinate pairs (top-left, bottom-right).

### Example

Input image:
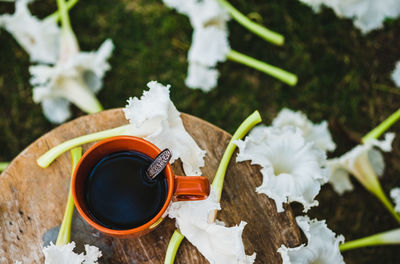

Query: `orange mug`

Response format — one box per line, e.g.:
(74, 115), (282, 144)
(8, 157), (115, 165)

(72, 136), (210, 238)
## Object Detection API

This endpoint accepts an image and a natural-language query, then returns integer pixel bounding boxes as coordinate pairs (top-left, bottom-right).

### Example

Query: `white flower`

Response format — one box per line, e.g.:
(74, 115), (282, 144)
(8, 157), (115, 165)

(168, 188), (256, 264)
(29, 36), (114, 123)
(0, 0), (60, 64)
(162, 0), (230, 91)
(278, 216), (345, 264)
(235, 125), (328, 212)
(298, 0), (400, 34)
(390, 188), (400, 213)
(123, 81), (206, 176)
(328, 133), (394, 195)
(272, 108), (336, 152)
(43, 242), (102, 264)
(391, 61), (400, 88)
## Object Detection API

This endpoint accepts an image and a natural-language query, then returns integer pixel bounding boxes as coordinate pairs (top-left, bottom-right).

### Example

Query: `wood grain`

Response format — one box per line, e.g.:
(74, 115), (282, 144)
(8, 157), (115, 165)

(0, 109), (301, 263)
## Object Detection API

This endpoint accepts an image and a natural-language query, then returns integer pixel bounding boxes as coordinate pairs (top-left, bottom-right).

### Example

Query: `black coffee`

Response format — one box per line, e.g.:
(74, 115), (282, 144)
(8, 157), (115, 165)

(84, 151), (167, 230)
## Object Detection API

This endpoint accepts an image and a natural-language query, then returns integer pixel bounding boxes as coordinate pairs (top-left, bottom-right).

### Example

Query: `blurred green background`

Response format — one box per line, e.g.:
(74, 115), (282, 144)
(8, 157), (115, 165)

(1, 0), (400, 263)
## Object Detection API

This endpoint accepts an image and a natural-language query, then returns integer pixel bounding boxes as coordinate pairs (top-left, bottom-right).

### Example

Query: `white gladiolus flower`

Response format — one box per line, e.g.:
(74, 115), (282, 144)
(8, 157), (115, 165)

(43, 242), (102, 264)
(123, 81), (206, 176)
(390, 188), (400, 213)
(29, 31), (114, 124)
(168, 188), (256, 264)
(327, 133), (394, 195)
(163, 0), (230, 91)
(0, 0), (60, 64)
(272, 108), (336, 152)
(278, 216), (345, 264)
(391, 61), (400, 88)
(235, 125), (328, 212)
(298, 0), (400, 34)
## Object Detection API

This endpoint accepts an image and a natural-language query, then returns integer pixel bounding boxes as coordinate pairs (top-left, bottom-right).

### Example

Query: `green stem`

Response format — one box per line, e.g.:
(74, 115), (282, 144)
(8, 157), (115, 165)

(227, 50), (297, 86)
(216, 0), (284, 45)
(373, 185), (400, 224)
(362, 108), (400, 143)
(56, 147), (82, 245)
(164, 111), (262, 264)
(164, 230), (185, 264)
(56, 0), (73, 32)
(0, 162), (9, 172)
(45, 0), (79, 22)
(340, 228), (400, 251)
(37, 125), (130, 168)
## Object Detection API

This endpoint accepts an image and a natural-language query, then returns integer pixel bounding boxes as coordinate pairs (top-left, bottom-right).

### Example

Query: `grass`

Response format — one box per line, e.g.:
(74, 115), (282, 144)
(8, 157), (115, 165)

(0, 0), (400, 263)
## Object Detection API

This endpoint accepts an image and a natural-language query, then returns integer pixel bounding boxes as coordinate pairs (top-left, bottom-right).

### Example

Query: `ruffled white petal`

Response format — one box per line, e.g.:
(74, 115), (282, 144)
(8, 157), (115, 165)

(0, 0), (60, 64)
(235, 125), (328, 212)
(390, 188), (400, 213)
(278, 216), (345, 264)
(272, 108), (336, 152)
(168, 188), (256, 264)
(328, 133), (394, 194)
(162, 0), (230, 92)
(29, 39), (113, 123)
(43, 242), (102, 264)
(123, 81), (206, 176)
(392, 61), (400, 88)
(298, 0), (400, 34)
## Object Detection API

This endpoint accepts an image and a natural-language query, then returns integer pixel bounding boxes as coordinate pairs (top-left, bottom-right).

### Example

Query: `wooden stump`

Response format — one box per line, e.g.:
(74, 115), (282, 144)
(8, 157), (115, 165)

(0, 109), (301, 263)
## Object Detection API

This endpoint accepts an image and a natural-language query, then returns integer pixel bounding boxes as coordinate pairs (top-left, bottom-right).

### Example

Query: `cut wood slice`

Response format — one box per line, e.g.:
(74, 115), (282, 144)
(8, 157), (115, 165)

(0, 109), (301, 263)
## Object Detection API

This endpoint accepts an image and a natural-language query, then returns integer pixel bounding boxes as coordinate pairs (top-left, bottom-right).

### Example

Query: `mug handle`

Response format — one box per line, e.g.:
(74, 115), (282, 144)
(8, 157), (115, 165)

(173, 176), (210, 201)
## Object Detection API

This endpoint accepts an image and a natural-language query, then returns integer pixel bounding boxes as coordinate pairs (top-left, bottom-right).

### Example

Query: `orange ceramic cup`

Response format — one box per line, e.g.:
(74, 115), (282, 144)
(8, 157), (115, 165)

(72, 136), (210, 238)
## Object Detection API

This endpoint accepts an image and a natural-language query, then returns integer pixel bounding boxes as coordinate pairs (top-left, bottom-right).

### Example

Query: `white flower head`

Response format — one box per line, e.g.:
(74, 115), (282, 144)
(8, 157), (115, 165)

(168, 188), (256, 264)
(162, 0), (230, 91)
(123, 81), (206, 176)
(235, 125), (328, 212)
(298, 0), (400, 34)
(391, 188), (400, 213)
(0, 0), (60, 64)
(29, 39), (114, 123)
(328, 133), (394, 195)
(392, 61), (400, 88)
(272, 108), (336, 152)
(278, 216), (345, 264)
(43, 242), (102, 264)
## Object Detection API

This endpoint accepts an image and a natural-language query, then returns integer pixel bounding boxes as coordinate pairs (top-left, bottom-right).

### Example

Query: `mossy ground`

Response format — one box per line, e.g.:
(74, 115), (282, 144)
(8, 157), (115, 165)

(1, 0), (400, 263)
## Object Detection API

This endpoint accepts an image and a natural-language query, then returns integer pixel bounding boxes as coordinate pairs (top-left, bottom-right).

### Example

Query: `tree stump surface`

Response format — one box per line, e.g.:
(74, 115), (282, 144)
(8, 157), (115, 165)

(0, 109), (301, 263)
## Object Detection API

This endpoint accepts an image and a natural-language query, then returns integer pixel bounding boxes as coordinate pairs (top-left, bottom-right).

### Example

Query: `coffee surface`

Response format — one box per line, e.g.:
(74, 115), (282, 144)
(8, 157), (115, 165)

(85, 151), (167, 230)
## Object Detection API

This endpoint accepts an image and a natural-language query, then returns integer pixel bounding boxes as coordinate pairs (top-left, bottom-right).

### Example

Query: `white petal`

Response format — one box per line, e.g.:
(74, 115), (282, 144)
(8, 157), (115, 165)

(298, 0), (400, 33)
(41, 97), (72, 124)
(390, 188), (400, 214)
(43, 242), (102, 264)
(188, 26), (230, 67)
(278, 216), (345, 264)
(168, 188), (255, 264)
(327, 164), (354, 195)
(235, 126), (328, 212)
(123, 81), (206, 176)
(272, 108), (336, 152)
(185, 62), (219, 91)
(392, 61), (400, 88)
(0, 0), (60, 64)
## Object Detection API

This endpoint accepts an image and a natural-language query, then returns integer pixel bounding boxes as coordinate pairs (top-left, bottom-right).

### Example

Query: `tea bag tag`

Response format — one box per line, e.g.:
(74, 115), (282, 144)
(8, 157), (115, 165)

(146, 149), (172, 180)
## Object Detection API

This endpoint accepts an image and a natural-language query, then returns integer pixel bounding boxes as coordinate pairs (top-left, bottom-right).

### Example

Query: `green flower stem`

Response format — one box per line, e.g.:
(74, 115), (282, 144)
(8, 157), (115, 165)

(56, 0), (73, 32)
(56, 147), (82, 245)
(362, 108), (400, 143)
(164, 111), (262, 264)
(373, 184), (400, 224)
(0, 162), (9, 172)
(227, 50), (297, 86)
(46, 0), (79, 22)
(37, 125), (130, 168)
(164, 230), (185, 264)
(340, 228), (400, 251)
(216, 0), (284, 46)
